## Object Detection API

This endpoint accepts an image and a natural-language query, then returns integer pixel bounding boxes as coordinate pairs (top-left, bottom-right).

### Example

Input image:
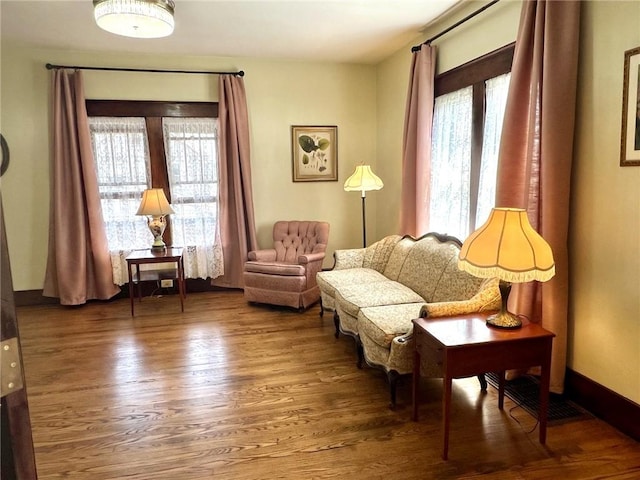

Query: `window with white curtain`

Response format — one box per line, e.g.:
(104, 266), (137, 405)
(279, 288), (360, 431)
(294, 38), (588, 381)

(87, 101), (223, 285)
(429, 86), (473, 238)
(163, 118), (223, 281)
(428, 45), (514, 241)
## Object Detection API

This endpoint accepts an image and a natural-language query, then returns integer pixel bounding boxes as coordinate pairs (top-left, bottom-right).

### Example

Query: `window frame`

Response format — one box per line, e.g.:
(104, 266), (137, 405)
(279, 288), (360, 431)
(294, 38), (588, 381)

(433, 43), (514, 233)
(86, 100), (218, 246)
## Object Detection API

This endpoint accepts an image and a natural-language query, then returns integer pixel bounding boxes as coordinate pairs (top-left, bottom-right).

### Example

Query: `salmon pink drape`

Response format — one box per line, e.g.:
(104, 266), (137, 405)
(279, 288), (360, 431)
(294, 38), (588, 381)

(212, 75), (257, 289)
(496, 0), (581, 393)
(43, 69), (120, 305)
(400, 45), (436, 237)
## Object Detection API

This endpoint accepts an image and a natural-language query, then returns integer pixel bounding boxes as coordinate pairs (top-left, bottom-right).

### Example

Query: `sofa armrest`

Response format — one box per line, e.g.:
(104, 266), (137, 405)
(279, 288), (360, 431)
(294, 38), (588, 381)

(248, 249), (277, 262)
(393, 325), (415, 345)
(333, 248), (366, 269)
(298, 252), (326, 264)
(419, 278), (501, 318)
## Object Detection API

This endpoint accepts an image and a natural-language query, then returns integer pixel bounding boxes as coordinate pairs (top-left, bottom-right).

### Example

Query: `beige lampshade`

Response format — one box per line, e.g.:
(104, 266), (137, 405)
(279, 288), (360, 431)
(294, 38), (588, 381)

(136, 188), (175, 216)
(344, 165), (384, 192)
(458, 207), (555, 283)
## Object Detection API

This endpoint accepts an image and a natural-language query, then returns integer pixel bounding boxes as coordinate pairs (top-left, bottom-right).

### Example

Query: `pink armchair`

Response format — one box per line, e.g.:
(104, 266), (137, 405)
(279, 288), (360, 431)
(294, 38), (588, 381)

(243, 221), (330, 311)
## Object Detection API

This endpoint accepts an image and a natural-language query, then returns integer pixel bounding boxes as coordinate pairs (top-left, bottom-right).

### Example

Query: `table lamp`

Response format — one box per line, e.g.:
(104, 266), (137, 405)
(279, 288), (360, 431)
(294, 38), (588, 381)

(457, 207), (555, 329)
(136, 188), (175, 252)
(344, 164), (383, 248)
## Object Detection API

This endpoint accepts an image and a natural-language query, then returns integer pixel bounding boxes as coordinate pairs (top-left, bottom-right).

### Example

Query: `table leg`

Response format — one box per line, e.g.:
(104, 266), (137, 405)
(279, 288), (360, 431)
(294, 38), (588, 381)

(412, 349), (420, 421)
(498, 370), (506, 410)
(442, 374), (452, 460)
(177, 256), (185, 312)
(538, 340), (552, 444)
(136, 265), (141, 302)
(127, 263), (134, 317)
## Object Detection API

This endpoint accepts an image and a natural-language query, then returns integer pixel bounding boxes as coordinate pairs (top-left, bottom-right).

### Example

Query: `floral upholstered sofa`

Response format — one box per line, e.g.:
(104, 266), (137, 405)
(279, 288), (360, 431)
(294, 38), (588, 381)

(316, 233), (501, 406)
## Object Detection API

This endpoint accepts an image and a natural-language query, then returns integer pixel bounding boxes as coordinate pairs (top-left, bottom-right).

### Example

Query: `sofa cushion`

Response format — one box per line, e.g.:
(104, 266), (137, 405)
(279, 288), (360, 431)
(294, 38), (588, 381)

(244, 261), (306, 276)
(363, 235), (403, 273)
(358, 303), (425, 349)
(381, 237), (418, 281)
(396, 236), (461, 302)
(335, 281), (424, 319)
(430, 258), (486, 303)
(316, 268), (388, 300)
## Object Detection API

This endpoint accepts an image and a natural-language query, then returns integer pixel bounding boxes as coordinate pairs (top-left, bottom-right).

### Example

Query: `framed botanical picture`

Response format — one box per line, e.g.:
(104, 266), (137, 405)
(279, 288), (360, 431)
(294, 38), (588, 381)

(291, 125), (338, 182)
(620, 46), (640, 166)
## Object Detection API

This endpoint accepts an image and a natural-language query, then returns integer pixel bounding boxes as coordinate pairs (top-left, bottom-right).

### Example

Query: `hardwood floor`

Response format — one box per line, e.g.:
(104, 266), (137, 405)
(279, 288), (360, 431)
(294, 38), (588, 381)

(16, 290), (640, 479)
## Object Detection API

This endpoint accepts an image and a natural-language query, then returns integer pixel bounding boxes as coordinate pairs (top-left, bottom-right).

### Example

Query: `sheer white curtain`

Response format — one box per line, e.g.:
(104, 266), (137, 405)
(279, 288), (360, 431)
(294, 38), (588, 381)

(89, 117), (151, 284)
(477, 73), (511, 225)
(429, 86), (473, 239)
(429, 74), (511, 240)
(162, 117), (224, 280)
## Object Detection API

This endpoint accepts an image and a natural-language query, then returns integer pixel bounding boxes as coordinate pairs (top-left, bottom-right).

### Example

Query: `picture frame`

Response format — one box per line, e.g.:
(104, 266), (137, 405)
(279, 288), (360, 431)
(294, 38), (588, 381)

(620, 46), (640, 166)
(291, 125), (338, 182)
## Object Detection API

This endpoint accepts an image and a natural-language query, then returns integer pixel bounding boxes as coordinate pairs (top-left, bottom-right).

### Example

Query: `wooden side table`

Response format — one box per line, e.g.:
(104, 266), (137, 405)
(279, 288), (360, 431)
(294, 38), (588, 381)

(125, 247), (185, 316)
(412, 313), (555, 460)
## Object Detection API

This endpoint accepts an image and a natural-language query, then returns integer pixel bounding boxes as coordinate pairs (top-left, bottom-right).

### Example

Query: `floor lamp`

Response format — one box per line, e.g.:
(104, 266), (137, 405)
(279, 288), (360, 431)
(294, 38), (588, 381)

(344, 165), (383, 248)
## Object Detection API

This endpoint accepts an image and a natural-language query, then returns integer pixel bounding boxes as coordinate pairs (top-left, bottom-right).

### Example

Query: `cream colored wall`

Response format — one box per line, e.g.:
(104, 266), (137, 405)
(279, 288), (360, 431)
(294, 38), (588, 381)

(0, 44), (376, 291)
(376, 0), (640, 404)
(571, 0), (640, 403)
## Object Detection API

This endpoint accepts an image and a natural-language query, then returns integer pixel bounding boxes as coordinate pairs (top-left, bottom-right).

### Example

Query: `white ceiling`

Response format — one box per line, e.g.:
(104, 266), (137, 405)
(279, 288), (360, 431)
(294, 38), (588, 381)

(1, 0), (461, 65)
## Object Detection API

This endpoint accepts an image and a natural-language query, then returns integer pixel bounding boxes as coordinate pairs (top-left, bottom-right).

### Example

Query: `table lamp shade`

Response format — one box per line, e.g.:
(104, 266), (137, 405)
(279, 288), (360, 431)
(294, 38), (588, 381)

(136, 188), (174, 251)
(343, 165), (384, 192)
(458, 208), (555, 282)
(136, 188), (174, 216)
(458, 208), (555, 329)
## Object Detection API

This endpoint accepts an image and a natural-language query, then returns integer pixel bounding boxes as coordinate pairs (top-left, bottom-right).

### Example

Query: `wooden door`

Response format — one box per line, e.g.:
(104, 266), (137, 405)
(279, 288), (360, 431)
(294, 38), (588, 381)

(1, 197), (38, 479)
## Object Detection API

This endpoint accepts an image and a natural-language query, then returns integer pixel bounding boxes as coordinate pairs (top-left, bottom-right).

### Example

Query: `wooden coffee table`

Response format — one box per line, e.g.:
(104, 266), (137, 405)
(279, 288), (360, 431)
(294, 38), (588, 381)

(412, 313), (555, 460)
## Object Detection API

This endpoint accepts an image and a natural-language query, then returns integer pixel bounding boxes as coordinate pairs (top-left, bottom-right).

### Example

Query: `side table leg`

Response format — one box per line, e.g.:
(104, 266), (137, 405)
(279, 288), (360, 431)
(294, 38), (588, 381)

(498, 370), (506, 410)
(412, 350), (420, 421)
(539, 340), (552, 444)
(442, 375), (452, 460)
(178, 257), (185, 312)
(128, 263), (134, 317)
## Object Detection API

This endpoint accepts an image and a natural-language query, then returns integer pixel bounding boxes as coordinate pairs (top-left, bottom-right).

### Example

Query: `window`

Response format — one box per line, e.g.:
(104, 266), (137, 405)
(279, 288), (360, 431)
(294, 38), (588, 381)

(87, 101), (224, 285)
(428, 44), (514, 240)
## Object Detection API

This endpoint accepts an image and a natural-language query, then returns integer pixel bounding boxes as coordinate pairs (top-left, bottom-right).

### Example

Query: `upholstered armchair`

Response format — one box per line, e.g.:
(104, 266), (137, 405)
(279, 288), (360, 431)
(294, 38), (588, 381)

(243, 221), (330, 311)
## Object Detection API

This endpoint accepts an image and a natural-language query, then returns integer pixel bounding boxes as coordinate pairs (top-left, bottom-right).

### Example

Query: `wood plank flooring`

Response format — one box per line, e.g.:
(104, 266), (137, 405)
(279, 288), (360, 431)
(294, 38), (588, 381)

(16, 290), (640, 479)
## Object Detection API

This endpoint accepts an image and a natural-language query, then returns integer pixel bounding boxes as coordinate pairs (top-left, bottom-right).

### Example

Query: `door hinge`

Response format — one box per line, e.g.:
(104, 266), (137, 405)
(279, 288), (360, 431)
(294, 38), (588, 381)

(1, 337), (24, 397)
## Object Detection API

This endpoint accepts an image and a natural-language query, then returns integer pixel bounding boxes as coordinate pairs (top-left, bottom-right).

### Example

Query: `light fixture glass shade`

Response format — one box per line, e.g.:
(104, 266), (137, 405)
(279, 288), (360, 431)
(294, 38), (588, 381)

(344, 165), (384, 192)
(136, 188), (174, 251)
(458, 207), (555, 329)
(93, 0), (175, 38)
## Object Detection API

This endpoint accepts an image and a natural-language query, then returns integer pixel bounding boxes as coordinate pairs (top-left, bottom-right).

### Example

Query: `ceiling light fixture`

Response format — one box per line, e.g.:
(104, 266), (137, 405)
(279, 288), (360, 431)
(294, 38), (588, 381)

(93, 0), (175, 39)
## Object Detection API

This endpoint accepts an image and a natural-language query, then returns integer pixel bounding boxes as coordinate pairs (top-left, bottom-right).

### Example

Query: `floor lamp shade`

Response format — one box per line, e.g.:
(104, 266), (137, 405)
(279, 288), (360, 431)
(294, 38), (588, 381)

(344, 165), (383, 248)
(458, 207), (555, 328)
(343, 165), (384, 193)
(136, 188), (174, 251)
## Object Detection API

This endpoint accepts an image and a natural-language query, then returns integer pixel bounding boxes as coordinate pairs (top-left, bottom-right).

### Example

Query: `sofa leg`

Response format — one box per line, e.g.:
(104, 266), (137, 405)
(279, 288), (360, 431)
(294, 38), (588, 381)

(388, 370), (400, 409)
(477, 373), (487, 391)
(333, 311), (340, 339)
(319, 298), (324, 317)
(356, 341), (364, 369)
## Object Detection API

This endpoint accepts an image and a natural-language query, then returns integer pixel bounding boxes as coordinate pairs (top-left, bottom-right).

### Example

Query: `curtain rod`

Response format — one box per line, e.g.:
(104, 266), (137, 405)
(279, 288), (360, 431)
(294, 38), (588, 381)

(45, 63), (244, 76)
(412, 0), (500, 52)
